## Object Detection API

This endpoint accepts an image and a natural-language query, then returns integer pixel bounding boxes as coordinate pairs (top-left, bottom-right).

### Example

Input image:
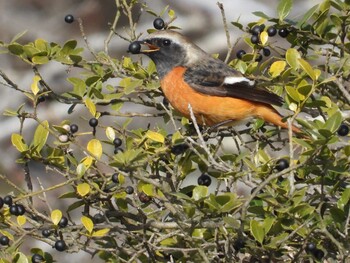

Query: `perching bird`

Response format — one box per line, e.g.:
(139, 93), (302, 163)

(130, 30), (300, 133)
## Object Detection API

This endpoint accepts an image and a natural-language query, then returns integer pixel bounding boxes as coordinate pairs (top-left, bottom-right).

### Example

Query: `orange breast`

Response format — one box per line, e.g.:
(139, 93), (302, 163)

(160, 66), (258, 126)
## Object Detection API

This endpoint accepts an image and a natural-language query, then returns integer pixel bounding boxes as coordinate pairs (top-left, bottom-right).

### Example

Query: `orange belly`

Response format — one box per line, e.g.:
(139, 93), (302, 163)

(160, 67), (262, 126)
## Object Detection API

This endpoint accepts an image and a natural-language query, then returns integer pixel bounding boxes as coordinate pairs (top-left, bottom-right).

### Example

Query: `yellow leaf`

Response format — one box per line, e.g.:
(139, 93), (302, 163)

(146, 130), (165, 143)
(260, 31), (268, 46)
(285, 48), (301, 70)
(51, 209), (62, 225)
(92, 228), (110, 237)
(31, 75), (41, 95)
(85, 98), (96, 117)
(81, 216), (94, 234)
(77, 183), (90, 197)
(82, 156), (94, 169)
(106, 127), (115, 141)
(269, 61), (286, 78)
(17, 215), (26, 226)
(87, 139), (103, 159)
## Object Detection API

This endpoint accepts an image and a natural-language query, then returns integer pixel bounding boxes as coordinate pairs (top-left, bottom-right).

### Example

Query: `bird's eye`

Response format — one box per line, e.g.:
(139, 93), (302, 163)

(163, 39), (171, 46)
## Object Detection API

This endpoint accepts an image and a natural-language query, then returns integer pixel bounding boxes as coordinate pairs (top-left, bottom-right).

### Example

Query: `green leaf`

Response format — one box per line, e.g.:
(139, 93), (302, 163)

(13, 252), (29, 263)
(278, 0), (293, 21)
(192, 185), (208, 201)
(76, 163), (87, 178)
(81, 216), (94, 234)
(324, 111), (342, 133)
(252, 11), (271, 19)
(250, 220), (264, 244)
(11, 134), (28, 152)
(146, 130), (165, 143)
(77, 183), (90, 197)
(87, 139), (103, 159)
(32, 120), (49, 152)
(61, 40), (77, 55)
(296, 4), (319, 28)
(285, 86), (300, 102)
(85, 98), (96, 117)
(269, 61), (286, 78)
(285, 48), (300, 70)
(338, 188), (350, 210)
(8, 43), (24, 55)
(298, 58), (316, 80)
(32, 56), (49, 65)
(51, 209), (62, 225)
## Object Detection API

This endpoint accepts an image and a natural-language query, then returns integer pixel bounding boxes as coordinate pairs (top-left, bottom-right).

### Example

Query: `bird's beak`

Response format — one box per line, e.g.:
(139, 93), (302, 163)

(140, 42), (160, 53)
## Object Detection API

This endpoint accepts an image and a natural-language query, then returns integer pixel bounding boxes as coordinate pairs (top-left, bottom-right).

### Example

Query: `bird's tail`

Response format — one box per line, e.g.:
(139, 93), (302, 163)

(255, 105), (301, 134)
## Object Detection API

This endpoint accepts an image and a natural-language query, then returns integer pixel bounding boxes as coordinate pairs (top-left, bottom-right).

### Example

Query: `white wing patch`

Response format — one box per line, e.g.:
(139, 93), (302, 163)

(224, 76), (255, 86)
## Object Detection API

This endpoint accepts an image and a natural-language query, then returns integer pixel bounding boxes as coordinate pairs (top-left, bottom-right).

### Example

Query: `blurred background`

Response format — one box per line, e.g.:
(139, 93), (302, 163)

(0, 0), (319, 261)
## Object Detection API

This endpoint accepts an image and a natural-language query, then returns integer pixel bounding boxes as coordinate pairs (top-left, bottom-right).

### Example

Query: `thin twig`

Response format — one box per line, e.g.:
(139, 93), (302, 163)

(217, 2), (233, 63)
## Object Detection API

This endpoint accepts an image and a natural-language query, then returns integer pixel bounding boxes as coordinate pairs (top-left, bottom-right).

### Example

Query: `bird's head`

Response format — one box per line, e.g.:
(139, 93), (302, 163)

(129, 30), (207, 78)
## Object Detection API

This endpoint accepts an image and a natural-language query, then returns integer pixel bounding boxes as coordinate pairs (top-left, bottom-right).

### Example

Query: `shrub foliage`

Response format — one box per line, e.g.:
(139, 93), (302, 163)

(0, 0), (350, 262)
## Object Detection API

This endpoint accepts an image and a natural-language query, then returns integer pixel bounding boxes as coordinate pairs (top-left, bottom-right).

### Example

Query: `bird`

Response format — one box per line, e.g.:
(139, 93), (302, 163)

(131, 30), (300, 133)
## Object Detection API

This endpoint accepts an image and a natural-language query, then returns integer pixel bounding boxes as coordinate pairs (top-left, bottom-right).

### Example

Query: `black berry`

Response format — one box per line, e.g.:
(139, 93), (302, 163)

(9, 205), (19, 216)
(153, 17), (165, 30)
(278, 28), (289, 38)
(251, 34), (259, 44)
(313, 249), (325, 260)
(255, 53), (263, 62)
(0, 235), (9, 246)
(197, 174), (212, 187)
(64, 14), (74, 24)
(125, 186), (134, 195)
(3, 195), (13, 206)
(267, 26), (277, 37)
(93, 213), (105, 224)
(337, 124), (349, 136)
(276, 158), (289, 171)
(251, 25), (264, 35)
(128, 41), (141, 54)
(305, 242), (317, 254)
(233, 238), (245, 251)
(16, 204), (26, 215)
(263, 48), (271, 57)
(139, 192), (152, 203)
(113, 138), (122, 148)
(70, 124), (79, 134)
(112, 173), (119, 183)
(58, 216), (68, 228)
(236, 50), (246, 59)
(54, 240), (67, 252)
(42, 229), (51, 238)
(0, 197), (3, 209)
(89, 118), (98, 128)
(31, 254), (44, 263)
(171, 144), (189, 155)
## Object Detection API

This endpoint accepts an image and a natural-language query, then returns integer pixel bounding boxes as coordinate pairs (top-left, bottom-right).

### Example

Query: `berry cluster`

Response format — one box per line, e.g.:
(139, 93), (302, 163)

(236, 24), (289, 61)
(0, 195), (26, 217)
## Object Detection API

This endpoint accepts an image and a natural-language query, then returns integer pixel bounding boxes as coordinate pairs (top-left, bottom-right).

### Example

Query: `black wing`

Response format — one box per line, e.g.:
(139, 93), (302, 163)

(183, 61), (283, 106)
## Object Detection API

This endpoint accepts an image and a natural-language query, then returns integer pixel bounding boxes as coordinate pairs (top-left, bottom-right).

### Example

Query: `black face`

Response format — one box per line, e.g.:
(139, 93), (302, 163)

(143, 37), (187, 78)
